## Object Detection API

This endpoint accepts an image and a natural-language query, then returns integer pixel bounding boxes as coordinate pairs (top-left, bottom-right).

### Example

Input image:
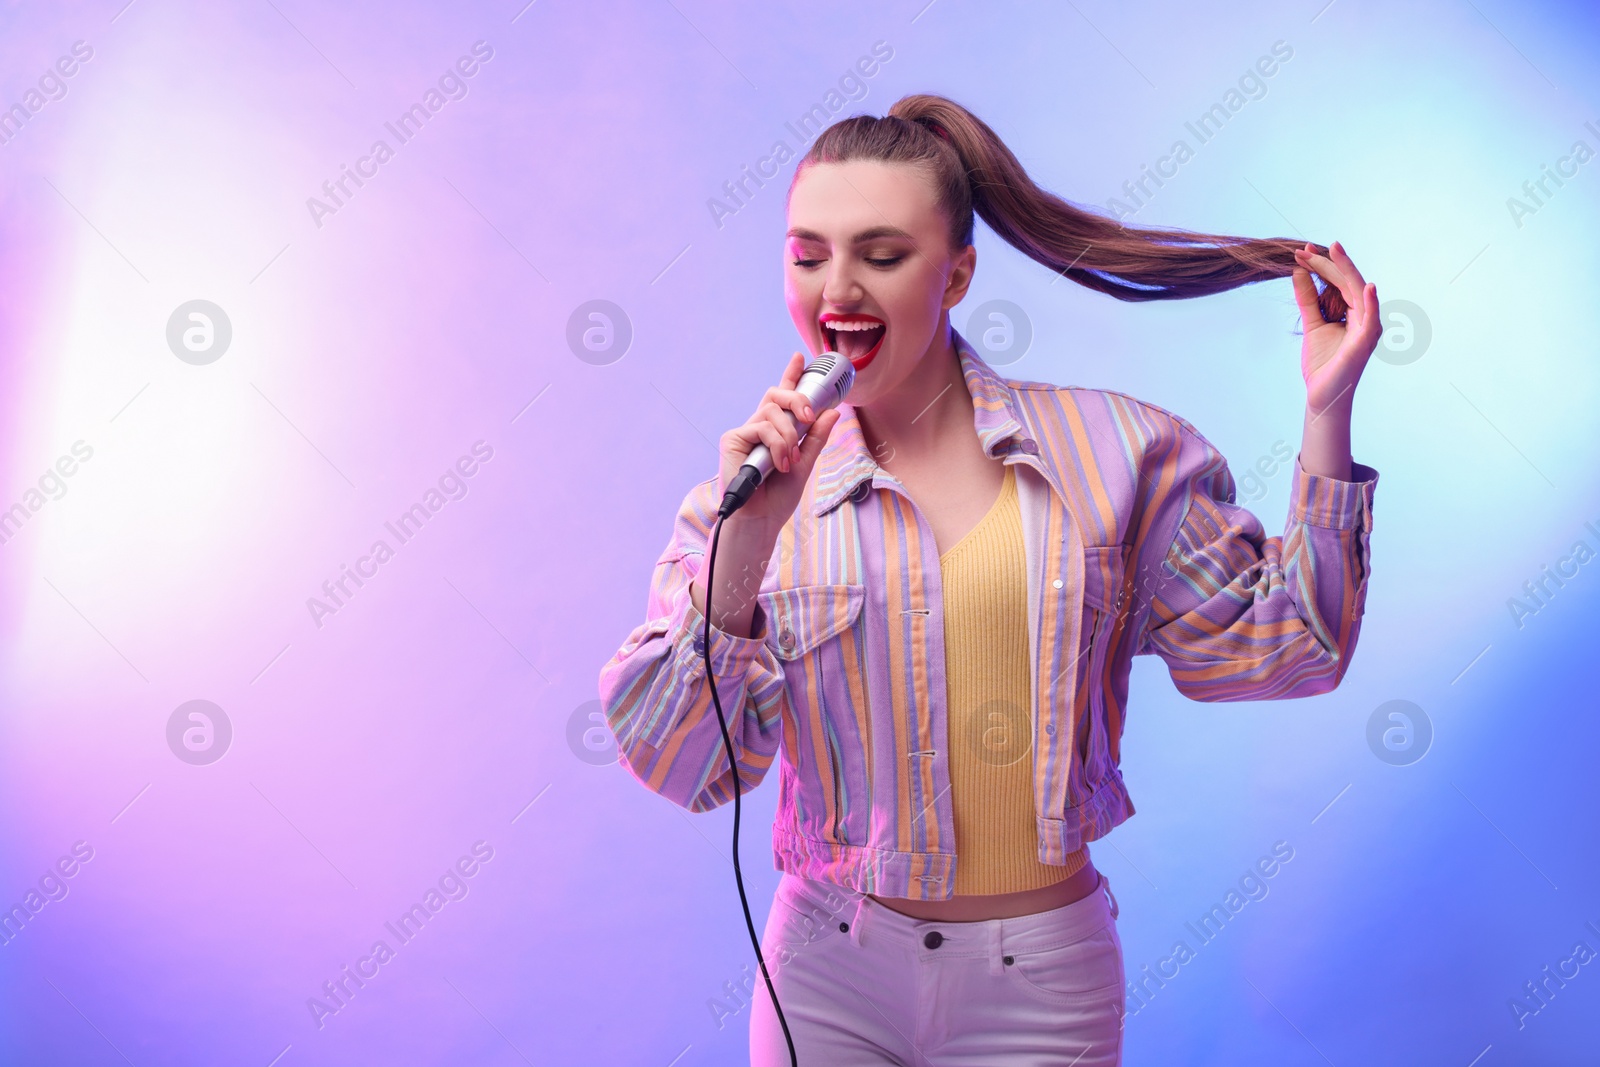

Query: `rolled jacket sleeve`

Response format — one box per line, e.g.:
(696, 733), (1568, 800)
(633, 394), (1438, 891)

(597, 478), (790, 812)
(1137, 422), (1379, 702)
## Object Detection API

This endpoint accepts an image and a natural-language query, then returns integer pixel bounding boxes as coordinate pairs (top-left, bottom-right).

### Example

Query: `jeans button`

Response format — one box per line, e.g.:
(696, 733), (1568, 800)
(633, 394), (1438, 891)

(923, 931), (943, 949)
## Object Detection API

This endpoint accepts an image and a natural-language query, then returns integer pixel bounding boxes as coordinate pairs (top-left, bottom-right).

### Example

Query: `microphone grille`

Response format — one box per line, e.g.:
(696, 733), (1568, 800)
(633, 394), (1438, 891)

(804, 353), (855, 406)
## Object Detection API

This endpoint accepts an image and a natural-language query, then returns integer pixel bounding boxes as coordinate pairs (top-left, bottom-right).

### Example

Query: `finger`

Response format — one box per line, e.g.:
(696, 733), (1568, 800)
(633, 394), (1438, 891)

(808, 406), (840, 447)
(1356, 282), (1381, 347)
(1330, 283), (1382, 376)
(723, 423), (771, 466)
(792, 408), (841, 474)
(1328, 240), (1367, 292)
(1291, 243), (1342, 327)
(1290, 252), (1324, 327)
(1295, 248), (1359, 319)
(762, 385), (817, 424)
(725, 418), (796, 472)
(778, 351), (805, 392)
(750, 418), (796, 472)
(1294, 249), (1345, 291)
(755, 401), (801, 459)
(1333, 271), (1376, 338)
(757, 398), (802, 449)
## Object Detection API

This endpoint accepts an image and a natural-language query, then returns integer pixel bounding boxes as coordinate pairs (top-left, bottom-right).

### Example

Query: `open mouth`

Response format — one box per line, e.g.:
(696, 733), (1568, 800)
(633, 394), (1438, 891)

(821, 314), (887, 371)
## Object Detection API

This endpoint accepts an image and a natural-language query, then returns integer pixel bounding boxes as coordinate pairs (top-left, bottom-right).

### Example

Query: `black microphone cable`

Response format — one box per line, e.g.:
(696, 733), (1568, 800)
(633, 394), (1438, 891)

(697, 352), (851, 1066)
(702, 506), (800, 1067)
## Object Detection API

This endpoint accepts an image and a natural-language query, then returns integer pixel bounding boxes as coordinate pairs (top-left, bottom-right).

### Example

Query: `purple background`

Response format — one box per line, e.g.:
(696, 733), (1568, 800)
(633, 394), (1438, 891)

(1, 0), (1597, 1063)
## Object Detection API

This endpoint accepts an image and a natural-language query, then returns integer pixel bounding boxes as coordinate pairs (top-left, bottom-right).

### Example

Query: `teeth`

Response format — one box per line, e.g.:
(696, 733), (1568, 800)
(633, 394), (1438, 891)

(824, 320), (883, 330)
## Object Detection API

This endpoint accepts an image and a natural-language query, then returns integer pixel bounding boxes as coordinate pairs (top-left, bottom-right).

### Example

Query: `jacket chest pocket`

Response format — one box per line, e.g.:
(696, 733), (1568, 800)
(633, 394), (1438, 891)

(757, 583), (868, 846)
(761, 584), (865, 662)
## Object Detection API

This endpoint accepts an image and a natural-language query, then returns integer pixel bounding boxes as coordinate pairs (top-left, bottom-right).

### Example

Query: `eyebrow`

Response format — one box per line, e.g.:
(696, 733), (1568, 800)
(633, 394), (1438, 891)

(785, 225), (914, 244)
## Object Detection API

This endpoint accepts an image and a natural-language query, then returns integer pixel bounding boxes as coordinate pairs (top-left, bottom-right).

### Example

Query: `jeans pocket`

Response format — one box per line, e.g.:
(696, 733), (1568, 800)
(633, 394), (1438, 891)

(771, 882), (853, 955)
(1007, 920), (1125, 1005)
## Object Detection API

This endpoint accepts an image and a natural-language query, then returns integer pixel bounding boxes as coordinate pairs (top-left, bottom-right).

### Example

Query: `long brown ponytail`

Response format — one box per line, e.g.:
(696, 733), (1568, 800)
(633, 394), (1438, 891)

(790, 92), (1348, 325)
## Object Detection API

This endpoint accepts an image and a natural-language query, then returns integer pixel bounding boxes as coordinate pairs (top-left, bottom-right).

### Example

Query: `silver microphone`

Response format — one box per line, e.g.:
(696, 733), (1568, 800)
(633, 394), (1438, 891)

(717, 353), (856, 519)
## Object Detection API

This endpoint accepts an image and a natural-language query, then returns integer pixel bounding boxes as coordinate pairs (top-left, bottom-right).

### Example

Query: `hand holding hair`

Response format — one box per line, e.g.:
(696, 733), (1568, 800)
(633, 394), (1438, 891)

(1292, 240), (1380, 481)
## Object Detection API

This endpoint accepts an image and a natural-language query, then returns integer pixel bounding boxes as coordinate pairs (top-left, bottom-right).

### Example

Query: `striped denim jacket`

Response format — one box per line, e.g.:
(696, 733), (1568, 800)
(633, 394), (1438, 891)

(598, 329), (1379, 901)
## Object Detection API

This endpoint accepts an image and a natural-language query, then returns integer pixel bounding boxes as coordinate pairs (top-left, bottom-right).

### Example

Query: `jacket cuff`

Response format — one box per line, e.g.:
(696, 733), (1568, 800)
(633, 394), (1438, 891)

(667, 566), (772, 684)
(1288, 456), (1379, 531)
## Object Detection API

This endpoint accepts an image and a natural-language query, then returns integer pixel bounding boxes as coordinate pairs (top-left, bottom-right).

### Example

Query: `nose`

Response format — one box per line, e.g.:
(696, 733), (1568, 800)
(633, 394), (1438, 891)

(821, 256), (864, 308)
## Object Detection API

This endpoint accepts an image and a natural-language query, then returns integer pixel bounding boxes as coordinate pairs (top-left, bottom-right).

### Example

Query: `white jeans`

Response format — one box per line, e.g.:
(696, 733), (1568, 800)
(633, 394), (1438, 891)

(750, 870), (1125, 1066)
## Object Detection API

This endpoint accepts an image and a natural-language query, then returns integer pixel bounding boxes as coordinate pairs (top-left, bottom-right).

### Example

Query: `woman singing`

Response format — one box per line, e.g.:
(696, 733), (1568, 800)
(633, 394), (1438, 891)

(598, 93), (1381, 1066)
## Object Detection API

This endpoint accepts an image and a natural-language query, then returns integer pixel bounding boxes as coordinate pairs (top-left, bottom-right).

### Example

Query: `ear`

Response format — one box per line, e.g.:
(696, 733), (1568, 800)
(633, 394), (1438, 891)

(941, 243), (977, 310)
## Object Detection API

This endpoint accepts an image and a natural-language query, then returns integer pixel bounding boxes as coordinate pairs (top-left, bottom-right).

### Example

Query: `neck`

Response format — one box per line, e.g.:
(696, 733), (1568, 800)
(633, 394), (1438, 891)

(855, 320), (972, 468)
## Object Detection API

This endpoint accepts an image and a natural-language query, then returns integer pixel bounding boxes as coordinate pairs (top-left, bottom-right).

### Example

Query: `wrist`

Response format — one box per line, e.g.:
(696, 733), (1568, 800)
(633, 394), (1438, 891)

(692, 513), (776, 635)
(1299, 404), (1354, 482)
(716, 510), (779, 552)
(1304, 389), (1354, 424)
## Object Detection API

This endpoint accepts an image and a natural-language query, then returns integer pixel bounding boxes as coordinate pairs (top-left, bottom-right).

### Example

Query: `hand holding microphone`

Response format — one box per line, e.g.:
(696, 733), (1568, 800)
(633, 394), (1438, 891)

(715, 351), (855, 524)
(691, 351), (853, 641)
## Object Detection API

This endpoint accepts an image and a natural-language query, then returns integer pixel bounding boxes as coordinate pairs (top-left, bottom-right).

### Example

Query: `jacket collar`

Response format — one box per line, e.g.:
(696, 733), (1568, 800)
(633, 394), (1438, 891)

(811, 328), (1031, 517)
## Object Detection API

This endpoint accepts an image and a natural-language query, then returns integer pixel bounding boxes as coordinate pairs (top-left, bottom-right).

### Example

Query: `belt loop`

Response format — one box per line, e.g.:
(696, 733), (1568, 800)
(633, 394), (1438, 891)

(1101, 872), (1119, 920)
(848, 893), (868, 947)
(988, 918), (1005, 976)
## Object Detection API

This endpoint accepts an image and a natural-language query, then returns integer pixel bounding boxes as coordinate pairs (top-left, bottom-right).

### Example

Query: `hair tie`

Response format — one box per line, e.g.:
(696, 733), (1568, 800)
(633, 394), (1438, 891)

(914, 116), (950, 142)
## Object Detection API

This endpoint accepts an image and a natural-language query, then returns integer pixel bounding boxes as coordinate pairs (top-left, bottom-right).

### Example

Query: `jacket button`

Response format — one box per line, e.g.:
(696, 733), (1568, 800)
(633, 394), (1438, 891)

(923, 931), (943, 949)
(691, 632), (706, 655)
(1045, 723), (1055, 735)
(778, 627), (795, 649)
(1019, 438), (1039, 455)
(1052, 579), (1063, 589)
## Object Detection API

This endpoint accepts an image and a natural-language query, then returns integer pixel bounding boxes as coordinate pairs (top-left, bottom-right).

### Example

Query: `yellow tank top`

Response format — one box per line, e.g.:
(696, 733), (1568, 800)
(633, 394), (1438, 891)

(941, 463), (1089, 894)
